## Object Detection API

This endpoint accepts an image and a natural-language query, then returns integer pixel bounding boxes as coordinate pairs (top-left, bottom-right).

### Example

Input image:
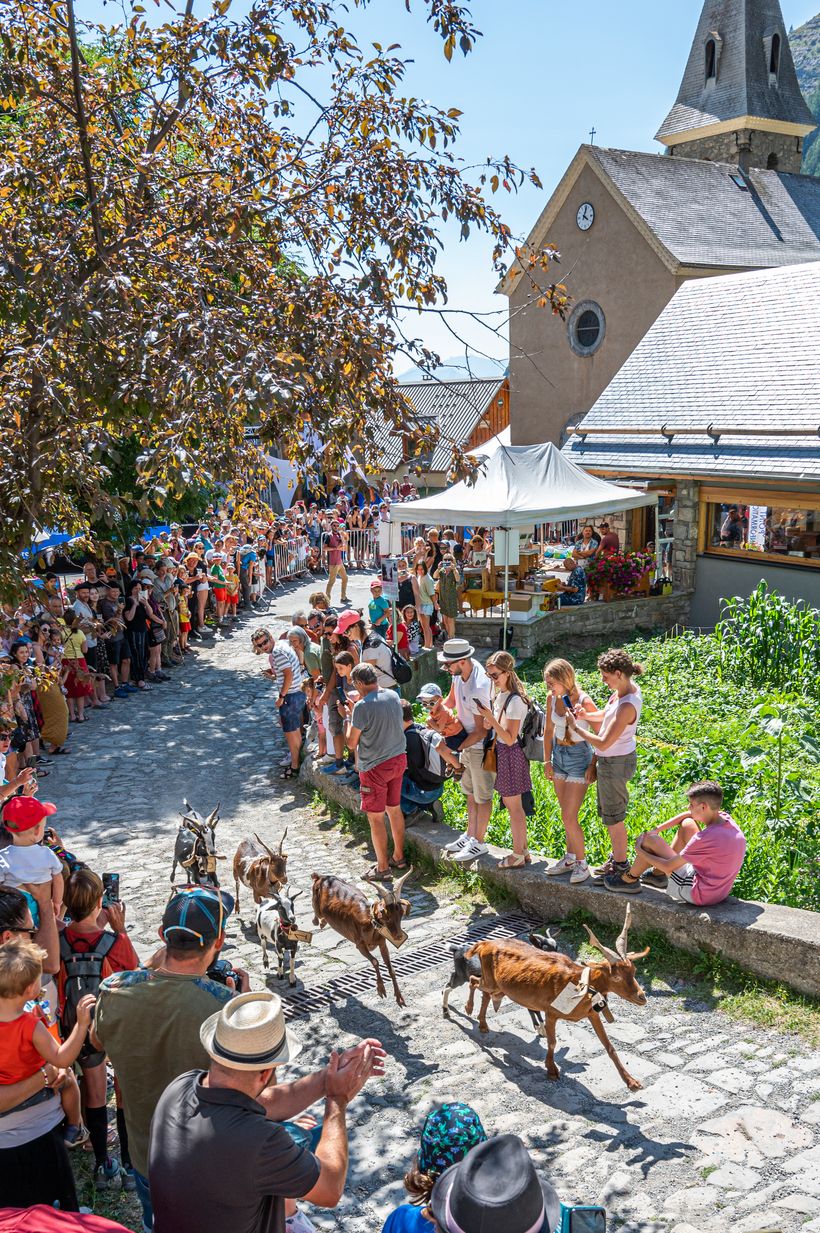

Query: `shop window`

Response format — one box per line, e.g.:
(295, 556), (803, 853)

(703, 496), (820, 566)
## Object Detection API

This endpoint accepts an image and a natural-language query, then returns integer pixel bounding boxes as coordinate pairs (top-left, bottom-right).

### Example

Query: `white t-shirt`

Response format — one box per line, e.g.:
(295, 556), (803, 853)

(362, 638), (396, 690)
(493, 690), (528, 728)
(72, 599), (96, 647)
(0, 842), (62, 887)
(453, 661), (492, 734)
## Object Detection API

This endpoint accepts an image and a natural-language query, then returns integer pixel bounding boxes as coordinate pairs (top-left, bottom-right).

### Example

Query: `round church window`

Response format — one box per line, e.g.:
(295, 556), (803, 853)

(568, 300), (606, 357)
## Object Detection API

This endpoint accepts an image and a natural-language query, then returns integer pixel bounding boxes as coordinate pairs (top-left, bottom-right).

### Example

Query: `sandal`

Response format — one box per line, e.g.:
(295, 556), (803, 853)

(280, 766), (299, 780)
(389, 857), (408, 871)
(498, 852), (532, 869)
(364, 864), (392, 882)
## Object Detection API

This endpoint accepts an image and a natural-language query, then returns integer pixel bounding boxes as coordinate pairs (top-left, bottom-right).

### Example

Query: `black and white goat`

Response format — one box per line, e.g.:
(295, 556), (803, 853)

(255, 886), (312, 986)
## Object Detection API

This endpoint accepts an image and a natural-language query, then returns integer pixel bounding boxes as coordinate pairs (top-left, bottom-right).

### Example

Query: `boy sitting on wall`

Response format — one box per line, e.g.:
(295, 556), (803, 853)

(603, 780), (747, 905)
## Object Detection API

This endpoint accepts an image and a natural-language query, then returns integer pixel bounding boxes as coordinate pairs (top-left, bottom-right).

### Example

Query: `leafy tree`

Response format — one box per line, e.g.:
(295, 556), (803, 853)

(0, 0), (565, 583)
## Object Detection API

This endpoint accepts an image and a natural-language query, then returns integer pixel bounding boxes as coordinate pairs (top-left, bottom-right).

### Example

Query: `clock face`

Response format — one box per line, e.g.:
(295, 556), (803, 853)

(577, 202), (595, 231)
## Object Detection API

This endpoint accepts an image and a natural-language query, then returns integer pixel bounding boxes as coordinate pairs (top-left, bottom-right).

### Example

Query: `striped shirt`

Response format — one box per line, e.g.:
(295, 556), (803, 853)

(268, 643), (303, 695)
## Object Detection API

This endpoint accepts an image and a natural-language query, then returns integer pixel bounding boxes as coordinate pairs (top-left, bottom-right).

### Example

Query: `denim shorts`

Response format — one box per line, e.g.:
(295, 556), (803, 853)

(420, 603), (434, 616)
(279, 690), (306, 733)
(551, 740), (593, 784)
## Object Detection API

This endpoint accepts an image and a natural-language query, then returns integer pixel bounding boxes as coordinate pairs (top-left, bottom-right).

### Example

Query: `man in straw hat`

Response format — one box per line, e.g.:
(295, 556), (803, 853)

(437, 638), (495, 865)
(149, 991), (384, 1233)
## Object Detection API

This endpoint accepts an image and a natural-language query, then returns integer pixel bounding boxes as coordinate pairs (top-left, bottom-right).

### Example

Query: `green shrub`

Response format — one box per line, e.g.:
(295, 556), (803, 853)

(714, 582), (820, 698)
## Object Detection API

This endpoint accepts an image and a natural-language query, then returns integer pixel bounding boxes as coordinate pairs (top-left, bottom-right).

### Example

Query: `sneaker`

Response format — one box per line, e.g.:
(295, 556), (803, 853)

(93, 1156), (122, 1190)
(545, 853), (575, 877)
(320, 763), (348, 776)
(430, 799), (445, 824)
(316, 754), (337, 766)
(113, 686), (130, 699)
(442, 833), (468, 854)
(451, 837), (488, 863)
(123, 682), (139, 692)
(640, 870), (669, 889)
(569, 860), (591, 885)
(64, 1124), (89, 1149)
(404, 809), (425, 827)
(590, 856), (630, 884)
(603, 870), (642, 895)
(121, 1169), (137, 1193)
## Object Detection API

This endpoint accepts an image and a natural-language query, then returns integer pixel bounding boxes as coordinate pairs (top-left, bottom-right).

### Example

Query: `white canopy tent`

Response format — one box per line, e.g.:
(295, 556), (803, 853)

(388, 441), (658, 639)
(467, 425), (511, 460)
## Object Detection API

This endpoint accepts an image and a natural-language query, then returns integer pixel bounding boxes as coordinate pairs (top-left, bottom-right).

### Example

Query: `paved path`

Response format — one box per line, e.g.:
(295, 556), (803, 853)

(48, 589), (820, 1233)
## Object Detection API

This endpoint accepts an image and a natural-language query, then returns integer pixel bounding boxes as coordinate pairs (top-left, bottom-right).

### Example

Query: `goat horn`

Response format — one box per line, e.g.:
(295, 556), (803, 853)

(615, 903), (632, 960)
(253, 832), (276, 859)
(366, 878), (391, 902)
(206, 802), (221, 828)
(278, 827), (288, 855)
(583, 922), (621, 967)
(392, 866), (414, 898)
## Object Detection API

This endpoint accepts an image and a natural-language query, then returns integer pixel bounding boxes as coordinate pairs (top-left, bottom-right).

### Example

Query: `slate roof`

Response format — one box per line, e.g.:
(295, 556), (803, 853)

(372, 377), (507, 473)
(587, 146), (820, 269)
(562, 261), (820, 483)
(657, 0), (816, 141)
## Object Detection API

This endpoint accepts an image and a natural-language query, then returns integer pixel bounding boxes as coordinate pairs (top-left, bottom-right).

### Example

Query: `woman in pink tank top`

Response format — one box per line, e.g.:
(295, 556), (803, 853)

(566, 648), (644, 882)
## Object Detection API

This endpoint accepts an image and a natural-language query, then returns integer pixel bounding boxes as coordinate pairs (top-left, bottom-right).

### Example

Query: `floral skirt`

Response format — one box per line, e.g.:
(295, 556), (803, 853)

(495, 738), (532, 798)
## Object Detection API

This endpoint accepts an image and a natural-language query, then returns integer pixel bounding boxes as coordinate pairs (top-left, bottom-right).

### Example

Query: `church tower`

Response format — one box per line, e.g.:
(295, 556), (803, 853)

(656, 0), (816, 172)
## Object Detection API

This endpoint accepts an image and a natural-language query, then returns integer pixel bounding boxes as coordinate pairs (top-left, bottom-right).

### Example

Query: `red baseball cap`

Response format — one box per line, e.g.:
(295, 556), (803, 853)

(2, 797), (57, 832)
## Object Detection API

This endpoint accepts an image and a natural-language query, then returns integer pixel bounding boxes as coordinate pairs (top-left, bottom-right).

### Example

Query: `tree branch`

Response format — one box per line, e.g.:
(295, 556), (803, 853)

(65, 0), (106, 258)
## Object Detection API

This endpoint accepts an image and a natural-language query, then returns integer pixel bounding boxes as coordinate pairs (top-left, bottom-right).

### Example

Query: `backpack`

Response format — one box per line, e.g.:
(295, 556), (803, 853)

(416, 728), (447, 787)
(365, 633), (413, 686)
(59, 931), (117, 1040)
(518, 698), (546, 762)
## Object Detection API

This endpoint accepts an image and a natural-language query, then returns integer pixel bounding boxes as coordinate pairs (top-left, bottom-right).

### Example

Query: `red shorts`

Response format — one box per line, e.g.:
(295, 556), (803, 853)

(229, 594), (239, 607)
(180, 621), (191, 633)
(359, 753), (407, 815)
(213, 588), (228, 602)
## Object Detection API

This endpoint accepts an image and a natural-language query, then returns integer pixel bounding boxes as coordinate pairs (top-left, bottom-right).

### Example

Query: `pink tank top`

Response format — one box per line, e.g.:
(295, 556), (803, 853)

(600, 686), (642, 758)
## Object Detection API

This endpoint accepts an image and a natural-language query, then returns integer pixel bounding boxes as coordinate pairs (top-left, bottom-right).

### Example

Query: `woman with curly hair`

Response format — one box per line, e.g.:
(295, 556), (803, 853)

(382, 1103), (487, 1232)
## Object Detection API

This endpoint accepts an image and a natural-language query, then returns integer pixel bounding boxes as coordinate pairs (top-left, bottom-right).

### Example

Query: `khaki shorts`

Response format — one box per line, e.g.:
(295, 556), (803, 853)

(459, 742), (496, 804)
(596, 751), (637, 826)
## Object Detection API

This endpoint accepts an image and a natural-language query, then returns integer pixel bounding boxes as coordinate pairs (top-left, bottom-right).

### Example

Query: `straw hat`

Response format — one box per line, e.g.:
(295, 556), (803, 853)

(200, 992), (301, 1071)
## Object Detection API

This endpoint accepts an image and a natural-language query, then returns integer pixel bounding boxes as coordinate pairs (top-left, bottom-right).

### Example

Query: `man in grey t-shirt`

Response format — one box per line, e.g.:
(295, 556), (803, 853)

(346, 664), (407, 880)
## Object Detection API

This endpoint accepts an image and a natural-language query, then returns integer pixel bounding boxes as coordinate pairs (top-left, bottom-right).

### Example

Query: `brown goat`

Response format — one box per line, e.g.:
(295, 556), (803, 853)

(311, 870), (412, 1006)
(466, 905), (650, 1091)
(233, 830), (288, 912)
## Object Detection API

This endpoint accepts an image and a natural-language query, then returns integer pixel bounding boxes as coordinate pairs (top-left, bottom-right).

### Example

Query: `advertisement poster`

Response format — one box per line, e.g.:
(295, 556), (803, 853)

(747, 505), (767, 548)
(380, 557), (400, 601)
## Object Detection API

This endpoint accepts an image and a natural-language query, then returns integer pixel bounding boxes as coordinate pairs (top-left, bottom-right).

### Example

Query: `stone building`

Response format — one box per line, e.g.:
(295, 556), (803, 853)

(504, 0), (820, 448)
(562, 261), (820, 627)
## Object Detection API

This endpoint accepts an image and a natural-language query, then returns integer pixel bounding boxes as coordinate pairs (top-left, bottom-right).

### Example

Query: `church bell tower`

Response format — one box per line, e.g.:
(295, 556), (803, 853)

(656, 0), (816, 172)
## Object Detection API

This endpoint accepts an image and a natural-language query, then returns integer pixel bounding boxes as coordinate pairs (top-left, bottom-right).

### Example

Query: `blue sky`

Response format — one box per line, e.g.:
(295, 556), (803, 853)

(82, 1), (818, 366)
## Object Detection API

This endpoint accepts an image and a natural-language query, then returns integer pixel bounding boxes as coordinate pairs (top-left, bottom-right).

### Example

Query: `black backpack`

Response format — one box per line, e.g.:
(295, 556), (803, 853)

(59, 931), (116, 1039)
(365, 633), (413, 686)
(416, 727), (447, 786)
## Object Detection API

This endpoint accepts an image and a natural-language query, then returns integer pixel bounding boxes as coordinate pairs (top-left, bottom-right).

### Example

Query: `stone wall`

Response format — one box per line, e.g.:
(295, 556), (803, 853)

(456, 591), (693, 658)
(668, 128), (805, 173)
(403, 648), (439, 699)
(672, 480), (699, 594)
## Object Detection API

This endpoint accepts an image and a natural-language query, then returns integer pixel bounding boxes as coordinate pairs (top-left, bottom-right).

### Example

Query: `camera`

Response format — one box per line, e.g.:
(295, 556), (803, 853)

(102, 873), (120, 907)
(206, 958), (242, 989)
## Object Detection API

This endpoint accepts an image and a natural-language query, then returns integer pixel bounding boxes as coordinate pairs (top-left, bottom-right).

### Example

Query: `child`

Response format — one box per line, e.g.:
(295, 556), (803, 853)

(368, 581), (391, 636)
(178, 582), (192, 654)
(303, 678), (327, 760)
(604, 780), (747, 904)
(225, 564), (240, 622)
(402, 604), (423, 655)
(0, 939), (96, 1143)
(1, 795), (63, 921)
(392, 614), (410, 655)
(417, 683), (466, 752)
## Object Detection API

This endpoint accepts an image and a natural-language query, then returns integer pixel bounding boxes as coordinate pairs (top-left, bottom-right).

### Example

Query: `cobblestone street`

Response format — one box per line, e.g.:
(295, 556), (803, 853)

(49, 586), (820, 1233)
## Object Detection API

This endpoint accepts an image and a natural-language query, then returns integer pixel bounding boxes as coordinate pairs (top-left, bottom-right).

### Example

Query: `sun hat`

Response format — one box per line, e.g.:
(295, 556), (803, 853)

(429, 1135), (560, 1233)
(369, 580), (383, 590)
(417, 683), (444, 705)
(438, 637), (475, 664)
(200, 991), (301, 1070)
(160, 886), (235, 950)
(417, 1104), (487, 1177)
(2, 797), (58, 832)
(336, 609), (365, 636)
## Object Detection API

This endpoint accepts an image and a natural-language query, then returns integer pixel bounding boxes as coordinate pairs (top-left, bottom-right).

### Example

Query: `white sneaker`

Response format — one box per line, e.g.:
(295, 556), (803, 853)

(570, 860), (591, 884)
(442, 833), (468, 854)
(545, 853), (575, 877)
(452, 838), (488, 863)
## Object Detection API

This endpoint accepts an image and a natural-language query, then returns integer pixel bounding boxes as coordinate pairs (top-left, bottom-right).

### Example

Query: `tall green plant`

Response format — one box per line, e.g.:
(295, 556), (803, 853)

(715, 582), (820, 698)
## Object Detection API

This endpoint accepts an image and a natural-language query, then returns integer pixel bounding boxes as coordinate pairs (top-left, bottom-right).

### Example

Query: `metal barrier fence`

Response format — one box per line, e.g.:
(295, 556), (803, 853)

(268, 536), (310, 586)
(319, 529), (378, 570)
(536, 520), (579, 545)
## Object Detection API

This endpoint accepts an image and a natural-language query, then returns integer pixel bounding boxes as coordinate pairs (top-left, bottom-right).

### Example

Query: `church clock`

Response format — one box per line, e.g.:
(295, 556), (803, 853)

(576, 202), (595, 231)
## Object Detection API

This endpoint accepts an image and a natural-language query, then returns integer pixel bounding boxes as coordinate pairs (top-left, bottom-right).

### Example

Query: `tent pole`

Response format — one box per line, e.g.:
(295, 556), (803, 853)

(502, 529), (510, 649)
(654, 502), (660, 581)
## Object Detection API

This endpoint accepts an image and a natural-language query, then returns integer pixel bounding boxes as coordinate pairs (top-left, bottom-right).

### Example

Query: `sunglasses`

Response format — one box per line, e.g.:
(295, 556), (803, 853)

(487, 670), (503, 680)
(11, 926), (38, 939)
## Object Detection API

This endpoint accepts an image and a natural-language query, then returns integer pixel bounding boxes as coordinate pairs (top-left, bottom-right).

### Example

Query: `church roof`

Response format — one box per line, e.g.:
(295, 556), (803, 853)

(562, 261), (820, 482)
(588, 147), (820, 269)
(656, 0), (816, 143)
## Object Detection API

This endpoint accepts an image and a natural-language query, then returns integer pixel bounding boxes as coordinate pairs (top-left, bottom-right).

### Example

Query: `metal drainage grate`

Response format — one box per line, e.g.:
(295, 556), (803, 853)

(280, 909), (542, 1020)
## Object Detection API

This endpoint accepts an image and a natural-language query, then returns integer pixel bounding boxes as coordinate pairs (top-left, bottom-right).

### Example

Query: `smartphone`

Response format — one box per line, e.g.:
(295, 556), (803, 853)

(102, 873), (120, 906)
(562, 693), (573, 711)
(562, 1207), (606, 1233)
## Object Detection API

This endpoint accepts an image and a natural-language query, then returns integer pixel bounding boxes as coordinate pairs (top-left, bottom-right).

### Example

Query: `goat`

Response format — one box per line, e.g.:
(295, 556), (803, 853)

(442, 929), (559, 1029)
(311, 870), (412, 1007)
(170, 800), (225, 887)
(466, 905), (650, 1091)
(255, 886), (313, 985)
(233, 830), (288, 912)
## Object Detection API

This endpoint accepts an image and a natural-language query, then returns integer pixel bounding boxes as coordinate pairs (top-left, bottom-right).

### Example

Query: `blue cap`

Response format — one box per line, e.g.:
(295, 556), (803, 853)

(161, 886), (234, 949)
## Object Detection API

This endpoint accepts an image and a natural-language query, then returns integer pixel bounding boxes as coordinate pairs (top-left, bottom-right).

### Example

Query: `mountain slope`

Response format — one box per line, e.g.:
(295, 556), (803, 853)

(791, 13), (820, 175)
